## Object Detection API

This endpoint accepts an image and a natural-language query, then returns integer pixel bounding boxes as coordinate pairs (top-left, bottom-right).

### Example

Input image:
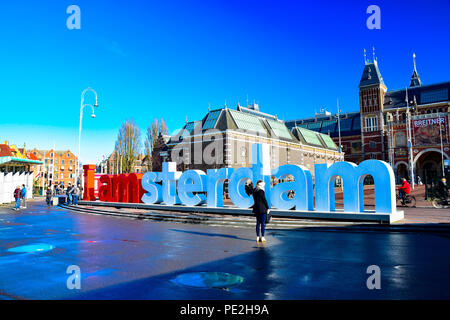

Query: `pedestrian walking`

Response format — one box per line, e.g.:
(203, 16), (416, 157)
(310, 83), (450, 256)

(20, 184), (27, 209)
(46, 187), (53, 206)
(66, 183), (73, 204)
(251, 180), (270, 243)
(13, 186), (21, 211)
(72, 185), (79, 205)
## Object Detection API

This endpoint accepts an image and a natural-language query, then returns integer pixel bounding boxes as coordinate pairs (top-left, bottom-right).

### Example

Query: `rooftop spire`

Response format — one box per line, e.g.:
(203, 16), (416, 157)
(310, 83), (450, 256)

(409, 52), (422, 88)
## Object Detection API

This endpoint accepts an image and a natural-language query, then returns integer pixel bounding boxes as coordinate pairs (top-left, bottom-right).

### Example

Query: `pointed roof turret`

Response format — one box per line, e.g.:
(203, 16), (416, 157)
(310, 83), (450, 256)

(359, 48), (385, 88)
(409, 53), (422, 88)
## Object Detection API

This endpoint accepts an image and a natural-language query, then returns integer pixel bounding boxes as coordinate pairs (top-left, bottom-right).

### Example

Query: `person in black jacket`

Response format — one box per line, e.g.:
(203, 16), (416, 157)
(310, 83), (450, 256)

(252, 180), (269, 242)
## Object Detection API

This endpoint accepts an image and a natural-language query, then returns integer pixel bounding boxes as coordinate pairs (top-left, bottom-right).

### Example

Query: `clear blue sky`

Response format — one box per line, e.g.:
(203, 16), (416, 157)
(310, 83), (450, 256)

(0, 0), (449, 164)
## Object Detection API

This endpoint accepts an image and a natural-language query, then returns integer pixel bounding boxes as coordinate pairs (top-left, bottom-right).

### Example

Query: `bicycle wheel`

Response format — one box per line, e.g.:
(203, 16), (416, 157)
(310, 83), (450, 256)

(432, 199), (443, 209)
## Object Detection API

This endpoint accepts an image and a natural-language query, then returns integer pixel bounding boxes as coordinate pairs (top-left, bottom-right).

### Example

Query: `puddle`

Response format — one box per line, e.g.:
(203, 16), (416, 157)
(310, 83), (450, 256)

(171, 272), (244, 289)
(7, 243), (54, 253)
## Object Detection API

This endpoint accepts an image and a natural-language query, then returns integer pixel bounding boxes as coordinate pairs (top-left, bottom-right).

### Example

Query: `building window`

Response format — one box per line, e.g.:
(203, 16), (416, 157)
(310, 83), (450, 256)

(70, 160), (73, 165)
(365, 116), (378, 132)
(370, 141), (376, 149)
(67, 153), (70, 157)
(61, 174), (64, 179)
(395, 132), (407, 147)
(62, 160), (65, 165)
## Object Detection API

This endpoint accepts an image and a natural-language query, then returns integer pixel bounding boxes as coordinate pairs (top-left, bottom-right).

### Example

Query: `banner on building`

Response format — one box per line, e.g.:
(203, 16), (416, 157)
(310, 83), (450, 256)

(413, 116), (448, 145)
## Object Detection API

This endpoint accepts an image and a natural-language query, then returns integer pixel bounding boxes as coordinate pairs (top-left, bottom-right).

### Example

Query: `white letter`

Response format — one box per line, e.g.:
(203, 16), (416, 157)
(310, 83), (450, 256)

(66, 5), (81, 30)
(366, 265), (381, 289)
(66, 265), (81, 289)
(366, 5), (381, 30)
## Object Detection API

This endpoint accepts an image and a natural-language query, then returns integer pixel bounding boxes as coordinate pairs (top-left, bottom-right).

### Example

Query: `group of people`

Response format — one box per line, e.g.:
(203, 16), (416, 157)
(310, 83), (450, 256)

(45, 183), (81, 206)
(13, 184), (27, 211)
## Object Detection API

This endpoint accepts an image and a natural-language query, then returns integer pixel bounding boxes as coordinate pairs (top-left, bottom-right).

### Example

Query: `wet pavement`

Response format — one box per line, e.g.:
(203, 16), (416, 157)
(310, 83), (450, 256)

(1, 201), (450, 300)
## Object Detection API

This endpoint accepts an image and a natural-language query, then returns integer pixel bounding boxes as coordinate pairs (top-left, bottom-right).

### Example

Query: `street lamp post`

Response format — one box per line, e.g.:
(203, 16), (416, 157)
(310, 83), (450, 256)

(440, 118), (445, 177)
(405, 88), (415, 190)
(76, 87), (99, 189)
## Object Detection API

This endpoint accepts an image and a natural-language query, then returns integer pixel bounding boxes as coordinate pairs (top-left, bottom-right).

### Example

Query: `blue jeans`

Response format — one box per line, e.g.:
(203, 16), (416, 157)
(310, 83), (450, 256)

(14, 198), (20, 209)
(256, 214), (266, 237)
(67, 194), (72, 204)
(72, 194), (78, 205)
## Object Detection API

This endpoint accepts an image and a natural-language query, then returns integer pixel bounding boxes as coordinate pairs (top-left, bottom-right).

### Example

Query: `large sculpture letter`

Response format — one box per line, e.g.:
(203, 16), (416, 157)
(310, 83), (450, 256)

(228, 167), (253, 209)
(128, 173), (144, 203)
(315, 160), (396, 214)
(98, 175), (113, 202)
(206, 168), (233, 207)
(271, 164), (313, 211)
(142, 172), (162, 204)
(83, 164), (96, 201)
(178, 170), (207, 206)
(160, 162), (181, 205)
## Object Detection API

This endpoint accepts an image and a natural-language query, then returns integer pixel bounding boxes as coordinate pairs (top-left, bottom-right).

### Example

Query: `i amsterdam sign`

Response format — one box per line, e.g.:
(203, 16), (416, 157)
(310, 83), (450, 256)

(82, 144), (402, 222)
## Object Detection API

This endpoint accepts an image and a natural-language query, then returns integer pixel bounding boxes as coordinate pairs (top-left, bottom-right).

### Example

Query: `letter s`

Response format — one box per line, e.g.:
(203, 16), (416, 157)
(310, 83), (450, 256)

(142, 172), (163, 204)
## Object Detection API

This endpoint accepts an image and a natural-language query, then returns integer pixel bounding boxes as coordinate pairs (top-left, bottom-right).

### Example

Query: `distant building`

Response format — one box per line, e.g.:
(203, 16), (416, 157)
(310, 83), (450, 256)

(154, 103), (343, 179)
(0, 141), (42, 204)
(286, 52), (450, 184)
(27, 149), (78, 188)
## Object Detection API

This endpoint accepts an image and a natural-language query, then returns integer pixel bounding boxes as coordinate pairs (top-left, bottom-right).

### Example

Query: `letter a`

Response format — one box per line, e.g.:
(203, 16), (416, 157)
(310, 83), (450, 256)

(66, 5), (81, 30)
(366, 265), (381, 290)
(366, 5), (381, 30)
(66, 265), (81, 289)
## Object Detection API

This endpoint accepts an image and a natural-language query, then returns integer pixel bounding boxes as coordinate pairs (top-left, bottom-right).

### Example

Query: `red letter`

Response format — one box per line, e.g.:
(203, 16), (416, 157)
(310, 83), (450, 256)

(128, 173), (144, 203)
(83, 164), (97, 201)
(98, 175), (113, 202)
(117, 174), (130, 203)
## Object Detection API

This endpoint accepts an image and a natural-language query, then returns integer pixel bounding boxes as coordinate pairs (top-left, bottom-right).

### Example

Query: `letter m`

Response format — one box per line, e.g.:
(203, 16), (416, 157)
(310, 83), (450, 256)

(314, 160), (396, 213)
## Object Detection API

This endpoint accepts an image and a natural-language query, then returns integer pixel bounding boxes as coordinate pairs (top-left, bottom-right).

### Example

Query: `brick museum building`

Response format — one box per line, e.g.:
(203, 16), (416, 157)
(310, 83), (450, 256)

(154, 103), (343, 180)
(285, 53), (450, 185)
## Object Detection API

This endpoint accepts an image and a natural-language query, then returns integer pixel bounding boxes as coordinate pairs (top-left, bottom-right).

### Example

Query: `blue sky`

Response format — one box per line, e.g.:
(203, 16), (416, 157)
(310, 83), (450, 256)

(0, 0), (449, 164)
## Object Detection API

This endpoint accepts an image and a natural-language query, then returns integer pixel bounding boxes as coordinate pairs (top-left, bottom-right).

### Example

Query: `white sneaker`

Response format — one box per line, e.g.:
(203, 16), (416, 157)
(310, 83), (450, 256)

(260, 237), (266, 242)
(256, 237), (260, 242)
